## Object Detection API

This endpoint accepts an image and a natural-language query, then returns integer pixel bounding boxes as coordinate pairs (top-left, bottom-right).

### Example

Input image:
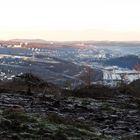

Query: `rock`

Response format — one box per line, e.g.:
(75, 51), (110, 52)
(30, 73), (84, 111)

(11, 105), (25, 113)
(77, 116), (85, 121)
(19, 132), (36, 138)
(42, 133), (54, 139)
(0, 118), (12, 128)
(52, 100), (61, 108)
(48, 107), (58, 112)
(11, 133), (21, 140)
(121, 134), (140, 140)
(117, 126), (131, 132)
(54, 131), (68, 140)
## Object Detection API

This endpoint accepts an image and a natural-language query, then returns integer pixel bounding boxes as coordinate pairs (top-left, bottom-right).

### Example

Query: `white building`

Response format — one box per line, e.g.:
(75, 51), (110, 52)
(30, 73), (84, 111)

(103, 66), (140, 85)
(13, 43), (22, 48)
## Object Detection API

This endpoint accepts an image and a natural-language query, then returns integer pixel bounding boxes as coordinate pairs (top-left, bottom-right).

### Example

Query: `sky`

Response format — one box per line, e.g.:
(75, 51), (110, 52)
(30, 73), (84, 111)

(0, 0), (140, 41)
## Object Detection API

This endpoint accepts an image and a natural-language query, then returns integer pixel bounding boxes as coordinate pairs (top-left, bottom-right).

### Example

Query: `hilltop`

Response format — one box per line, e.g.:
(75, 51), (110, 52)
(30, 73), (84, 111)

(0, 73), (139, 139)
(1, 40), (140, 48)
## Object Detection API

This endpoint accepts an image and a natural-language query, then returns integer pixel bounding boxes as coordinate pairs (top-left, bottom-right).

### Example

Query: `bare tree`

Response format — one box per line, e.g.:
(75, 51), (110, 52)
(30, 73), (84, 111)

(64, 80), (72, 90)
(120, 73), (128, 84)
(134, 63), (140, 79)
(134, 63), (140, 71)
(79, 65), (95, 87)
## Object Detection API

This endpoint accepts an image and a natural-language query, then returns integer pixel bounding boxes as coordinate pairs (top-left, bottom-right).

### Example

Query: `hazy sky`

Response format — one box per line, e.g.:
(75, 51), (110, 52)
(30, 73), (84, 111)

(0, 0), (140, 41)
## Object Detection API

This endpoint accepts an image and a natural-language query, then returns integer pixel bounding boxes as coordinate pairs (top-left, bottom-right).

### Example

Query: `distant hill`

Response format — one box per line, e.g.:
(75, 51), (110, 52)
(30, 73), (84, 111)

(0, 39), (62, 48)
(103, 55), (140, 69)
(1, 40), (140, 49)
(9, 39), (48, 44)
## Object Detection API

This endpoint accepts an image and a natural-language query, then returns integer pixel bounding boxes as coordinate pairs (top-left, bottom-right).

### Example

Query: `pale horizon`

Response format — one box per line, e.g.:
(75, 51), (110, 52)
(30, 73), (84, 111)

(0, 0), (140, 41)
